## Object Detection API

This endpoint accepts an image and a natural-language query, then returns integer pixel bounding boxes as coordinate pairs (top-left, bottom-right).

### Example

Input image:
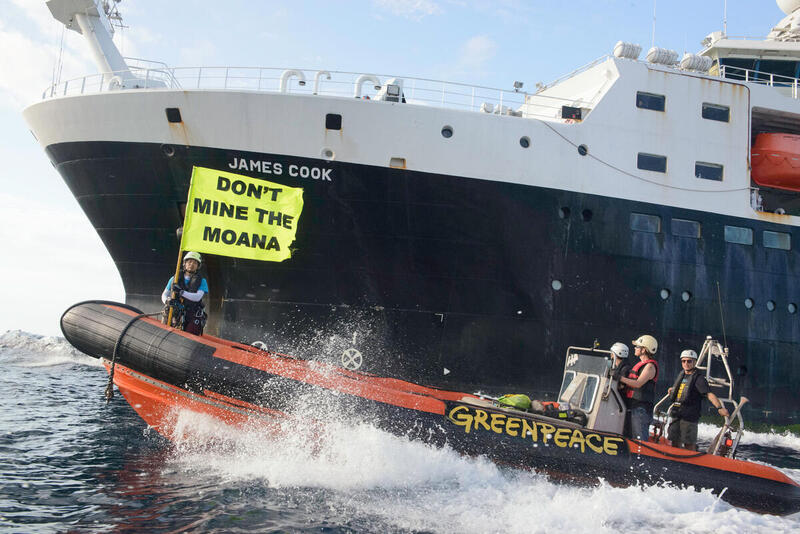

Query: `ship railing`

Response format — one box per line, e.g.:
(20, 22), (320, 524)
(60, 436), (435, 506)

(533, 55), (609, 93)
(40, 66), (594, 122)
(719, 65), (800, 98)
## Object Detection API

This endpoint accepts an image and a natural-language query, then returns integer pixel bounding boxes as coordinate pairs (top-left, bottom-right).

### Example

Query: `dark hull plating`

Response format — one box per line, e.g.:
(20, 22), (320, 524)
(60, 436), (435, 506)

(49, 141), (800, 421)
(60, 302), (800, 516)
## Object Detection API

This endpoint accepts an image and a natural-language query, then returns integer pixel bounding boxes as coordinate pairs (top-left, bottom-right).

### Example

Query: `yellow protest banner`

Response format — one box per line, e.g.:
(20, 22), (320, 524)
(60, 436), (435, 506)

(180, 166), (304, 262)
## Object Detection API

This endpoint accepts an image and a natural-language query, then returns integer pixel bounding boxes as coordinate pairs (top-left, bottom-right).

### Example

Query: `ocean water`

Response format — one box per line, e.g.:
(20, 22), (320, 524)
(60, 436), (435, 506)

(1, 331), (799, 533)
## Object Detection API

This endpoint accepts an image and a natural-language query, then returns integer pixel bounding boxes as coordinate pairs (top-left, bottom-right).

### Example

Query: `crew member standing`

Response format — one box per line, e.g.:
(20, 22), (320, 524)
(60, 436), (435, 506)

(610, 342), (632, 386)
(609, 342), (632, 436)
(620, 335), (659, 441)
(162, 251), (208, 335)
(666, 349), (730, 450)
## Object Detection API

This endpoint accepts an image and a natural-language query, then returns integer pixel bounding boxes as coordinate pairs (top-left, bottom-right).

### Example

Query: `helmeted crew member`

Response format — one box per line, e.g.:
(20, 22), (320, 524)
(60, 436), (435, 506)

(666, 349), (730, 450)
(162, 251), (208, 335)
(609, 342), (632, 436)
(609, 342), (631, 385)
(620, 335), (659, 441)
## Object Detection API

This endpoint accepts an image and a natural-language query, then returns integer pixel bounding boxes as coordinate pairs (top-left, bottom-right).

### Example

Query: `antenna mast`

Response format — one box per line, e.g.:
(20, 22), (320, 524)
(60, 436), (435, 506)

(724, 0), (728, 37)
(651, 0), (657, 48)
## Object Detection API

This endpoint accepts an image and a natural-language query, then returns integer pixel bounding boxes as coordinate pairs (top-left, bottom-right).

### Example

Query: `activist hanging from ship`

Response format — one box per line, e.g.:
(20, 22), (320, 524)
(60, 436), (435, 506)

(162, 166), (304, 330)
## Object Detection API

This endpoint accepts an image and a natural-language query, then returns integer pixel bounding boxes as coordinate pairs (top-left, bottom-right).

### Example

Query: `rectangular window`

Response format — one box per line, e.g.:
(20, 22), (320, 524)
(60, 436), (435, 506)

(724, 225), (753, 245)
(702, 103), (730, 122)
(630, 213), (662, 233)
(579, 375), (600, 412)
(672, 218), (701, 238)
(695, 162), (724, 181)
(636, 91), (665, 111)
(763, 230), (791, 250)
(637, 153), (667, 173)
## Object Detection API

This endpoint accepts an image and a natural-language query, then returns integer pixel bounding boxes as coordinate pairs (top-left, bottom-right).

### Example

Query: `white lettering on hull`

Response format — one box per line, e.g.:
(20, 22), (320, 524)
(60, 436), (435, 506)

(228, 157), (332, 181)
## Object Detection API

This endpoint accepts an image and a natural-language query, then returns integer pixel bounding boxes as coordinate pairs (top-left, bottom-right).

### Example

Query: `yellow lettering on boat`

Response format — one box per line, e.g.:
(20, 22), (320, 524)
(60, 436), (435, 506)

(506, 417), (521, 437)
(585, 433), (604, 453)
(603, 437), (623, 456)
(445, 404), (626, 457)
(448, 405), (474, 433)
(490, 413), (506, 434)
(553, 428), (571, 448)
(568, 429), (586, 453)
(473, 410), (491, 431)
(538, 423), (556, 444)
(521, 419), (538, 441)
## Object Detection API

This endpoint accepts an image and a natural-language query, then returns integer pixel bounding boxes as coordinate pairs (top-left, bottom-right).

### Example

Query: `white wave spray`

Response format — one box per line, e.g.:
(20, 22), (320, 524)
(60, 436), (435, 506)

(161, 406), (800, 533)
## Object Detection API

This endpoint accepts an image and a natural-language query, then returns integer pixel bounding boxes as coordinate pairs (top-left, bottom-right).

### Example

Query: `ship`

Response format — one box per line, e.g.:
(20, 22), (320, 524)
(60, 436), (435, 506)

(25, 0), (800, 421)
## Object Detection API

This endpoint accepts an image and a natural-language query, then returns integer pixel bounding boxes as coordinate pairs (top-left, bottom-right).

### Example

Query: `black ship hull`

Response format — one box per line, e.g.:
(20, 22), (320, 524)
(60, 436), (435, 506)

(48, 140), (799, 421)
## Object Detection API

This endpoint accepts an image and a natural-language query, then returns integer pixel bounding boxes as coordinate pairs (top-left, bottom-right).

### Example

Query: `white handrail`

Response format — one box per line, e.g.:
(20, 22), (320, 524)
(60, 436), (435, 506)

(38, 65), (607, 121)
(719, 64), (800, 92)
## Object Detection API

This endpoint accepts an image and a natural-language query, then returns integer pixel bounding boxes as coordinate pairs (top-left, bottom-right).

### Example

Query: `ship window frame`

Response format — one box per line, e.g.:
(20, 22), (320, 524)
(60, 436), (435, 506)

(630, 212), (662, 233)
(636, 91), (665, 112)
(695, 161), (724, 181)
(701, 103), (730, 122)
(763, 230), (791, 250)
(724, 225), (753, 245)
(325, 113), (342, 130)
(559, 371), (576, 399)
(671, 218), (701, 238)
(579, 375), (600, 412)
(637, 152), (667, 173)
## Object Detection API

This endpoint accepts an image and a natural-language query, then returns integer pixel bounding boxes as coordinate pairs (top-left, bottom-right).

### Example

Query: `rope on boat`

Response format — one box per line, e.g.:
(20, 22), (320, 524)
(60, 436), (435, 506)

(104, 311), (162, 403)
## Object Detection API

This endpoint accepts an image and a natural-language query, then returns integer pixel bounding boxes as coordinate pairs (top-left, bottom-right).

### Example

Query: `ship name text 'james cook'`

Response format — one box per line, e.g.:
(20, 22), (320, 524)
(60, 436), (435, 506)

(229, 157), (333, 181)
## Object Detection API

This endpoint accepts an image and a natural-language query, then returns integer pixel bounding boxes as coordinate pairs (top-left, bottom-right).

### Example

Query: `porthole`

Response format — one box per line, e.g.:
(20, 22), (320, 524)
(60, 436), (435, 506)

(441, 126), (453, 138)
(321, 147), (335, 160)
(660, 289), (670, 300)
(581, 209), (593, 222)
(161, 144), (175, 157)
(559, 207), (570, 219)
(745, 298), (754, 310)
(520, 136), (530, 148)
(681, 291), (692, 302)
(552, 280), (562, 291)
(767, 300), (776, 311)
(789, 303), (797, 314)
(578, 144), (588, 156)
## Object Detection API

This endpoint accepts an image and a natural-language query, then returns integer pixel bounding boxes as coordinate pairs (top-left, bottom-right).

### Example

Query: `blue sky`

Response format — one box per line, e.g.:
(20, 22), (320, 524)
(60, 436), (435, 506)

(0, 0), (787, 335)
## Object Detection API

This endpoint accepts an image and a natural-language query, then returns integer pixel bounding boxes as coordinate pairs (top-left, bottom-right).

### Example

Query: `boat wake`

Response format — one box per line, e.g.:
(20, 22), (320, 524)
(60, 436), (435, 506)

(161, 407), (800, 533)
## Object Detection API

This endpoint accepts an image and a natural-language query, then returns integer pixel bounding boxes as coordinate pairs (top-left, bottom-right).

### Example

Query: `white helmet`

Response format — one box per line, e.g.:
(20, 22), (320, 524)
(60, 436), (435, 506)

(610, 342), (629, 359)
(632, 334), (658, 355)
(680, 349), (698, 361)
(184, 251), (202, 264)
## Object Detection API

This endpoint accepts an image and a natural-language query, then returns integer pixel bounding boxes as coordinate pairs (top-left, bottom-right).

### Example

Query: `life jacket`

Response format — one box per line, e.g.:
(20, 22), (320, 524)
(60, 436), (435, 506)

(624, 359), (659, 404)
(175, 270), (205, 312)
(667, 370), (700, 406)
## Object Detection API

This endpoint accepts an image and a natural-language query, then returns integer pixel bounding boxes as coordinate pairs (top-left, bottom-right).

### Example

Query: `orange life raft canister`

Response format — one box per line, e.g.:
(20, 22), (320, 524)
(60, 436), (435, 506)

(751, 133), (800, 192)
